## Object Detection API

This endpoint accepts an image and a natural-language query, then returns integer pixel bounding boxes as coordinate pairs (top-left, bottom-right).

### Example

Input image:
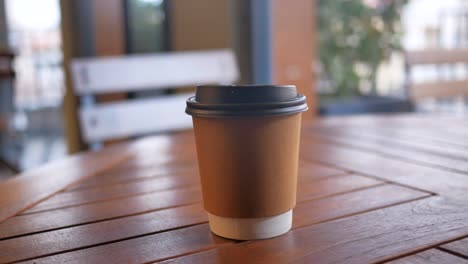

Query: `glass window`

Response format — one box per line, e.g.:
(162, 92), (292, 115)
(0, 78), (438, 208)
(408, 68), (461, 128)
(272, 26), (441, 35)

(2, 0), (66, 170)
(5, 0), (64, 108)
(125, 0), (168, 53)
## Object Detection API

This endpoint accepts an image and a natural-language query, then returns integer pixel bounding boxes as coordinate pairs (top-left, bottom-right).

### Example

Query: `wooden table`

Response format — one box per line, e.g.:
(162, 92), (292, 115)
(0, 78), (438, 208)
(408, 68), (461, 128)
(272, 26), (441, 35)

(2, 114), (468, 264)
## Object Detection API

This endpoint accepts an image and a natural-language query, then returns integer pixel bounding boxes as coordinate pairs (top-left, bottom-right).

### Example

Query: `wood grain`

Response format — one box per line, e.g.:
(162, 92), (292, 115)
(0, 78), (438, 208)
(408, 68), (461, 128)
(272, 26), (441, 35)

(158, 196), (468, 264)
(25, 162), (348, 214)
(66, 164), (197, 191)
(21, 224), (231, 264)
(0, 204), (207, 263)
(312, 114), (468, 142)
(296, 174), (383, 202)
(313, 124), (468, 151)
(0, 187), (201, 240)
(311, 113), (461, 129)
(5, 184), (426, 263)
(113, 156), (197, 172)
(110, 134), (196, 171)
(440, 238), (468, 257)
(23, 174), (200, 214)
(386, 249), (468, 264)
(294, 184), (428, 228)
(0, 144), (130, 224)
(308, 125), (468, 161)
(0, 133), (194, 223)
(3, 114), (468, 263)
(306, 128), (468, 173)
(297, 161), (347, 181)
(301, 139), (468, 198)
(3, 173), (380, 240)
(67, 159), (346, 191)
(348, 126), (468, 149)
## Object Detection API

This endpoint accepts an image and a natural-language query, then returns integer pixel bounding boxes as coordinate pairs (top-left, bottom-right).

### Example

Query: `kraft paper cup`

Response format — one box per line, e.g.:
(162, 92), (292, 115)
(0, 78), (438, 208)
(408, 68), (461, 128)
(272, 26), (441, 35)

(186, 85), (308, 240)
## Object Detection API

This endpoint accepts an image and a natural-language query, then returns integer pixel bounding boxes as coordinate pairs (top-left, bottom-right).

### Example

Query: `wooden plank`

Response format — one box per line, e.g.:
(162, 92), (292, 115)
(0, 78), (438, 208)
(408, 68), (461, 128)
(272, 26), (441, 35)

(310, 125), (468, 160)
(0, 187), (202, 240)
(5, 114), (468, 263)
(114, 153), (196, 171)
(306, 128), (468, 173)
(15, 173), (379, 239)
(298, 161), (347, 181)
(21, 224), (231, 264)
(362, 126), (468, 149)
(440, 238), (468, 257)
(0, 204), (207, 263)
(410, 80), (468, 100)
(296, 174), (384, 202)
(157, 195), (468, 264)
(23, 162), (348, 214)
(360, 115), (468, 139)
(0, 133), (192, 223)
(293, 184), (428, 228)
(387, 249), (468, 264)
(22, 174), (201, 214)
(6, 184), (426, 263)
(23, 172), (376, 222)
(67, 158), (343, 194)
(0, 143), (131, 224)
(316, 125), (468, 151)
(311, 114), (462, 130)
(69, 160), (344, 192)
(106, 139), (197, 171)
(311, 115), (468, 149)
(66, 137), (198, 191)
(405, 48), (468, 65)
(66, 164), (198, 191)
(26, 172), (373, 216)
(300, 139), (468, 198)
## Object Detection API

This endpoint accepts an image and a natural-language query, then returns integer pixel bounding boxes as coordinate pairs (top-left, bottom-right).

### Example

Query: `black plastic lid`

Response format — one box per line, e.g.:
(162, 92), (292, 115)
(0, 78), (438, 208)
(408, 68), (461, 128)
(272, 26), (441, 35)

(186, 85), (308, 117)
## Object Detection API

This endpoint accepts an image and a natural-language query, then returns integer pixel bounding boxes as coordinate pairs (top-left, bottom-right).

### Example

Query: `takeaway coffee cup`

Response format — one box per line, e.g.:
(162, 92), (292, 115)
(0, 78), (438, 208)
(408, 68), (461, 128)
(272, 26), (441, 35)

(186, 85), (308, 240)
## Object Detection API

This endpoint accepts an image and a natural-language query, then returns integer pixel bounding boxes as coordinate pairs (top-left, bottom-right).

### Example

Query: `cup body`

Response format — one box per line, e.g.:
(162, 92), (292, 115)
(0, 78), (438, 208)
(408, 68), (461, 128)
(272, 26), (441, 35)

(192, 113), (302, 239)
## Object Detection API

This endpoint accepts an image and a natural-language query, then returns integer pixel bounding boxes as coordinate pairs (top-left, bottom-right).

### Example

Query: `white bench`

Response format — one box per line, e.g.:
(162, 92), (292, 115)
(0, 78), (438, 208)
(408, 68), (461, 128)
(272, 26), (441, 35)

(71, 49), (239, 145)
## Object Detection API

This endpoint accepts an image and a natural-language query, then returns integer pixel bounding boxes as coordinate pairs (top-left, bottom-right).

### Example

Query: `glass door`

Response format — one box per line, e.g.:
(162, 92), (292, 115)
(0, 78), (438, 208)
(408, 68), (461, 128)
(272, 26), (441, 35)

(1, 0), (66, 170)
(125, 0), (169, 54)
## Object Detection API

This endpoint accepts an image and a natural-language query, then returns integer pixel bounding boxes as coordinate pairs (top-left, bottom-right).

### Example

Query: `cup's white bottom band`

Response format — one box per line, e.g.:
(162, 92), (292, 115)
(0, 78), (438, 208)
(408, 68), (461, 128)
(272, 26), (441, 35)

(207, 210), (292, 240)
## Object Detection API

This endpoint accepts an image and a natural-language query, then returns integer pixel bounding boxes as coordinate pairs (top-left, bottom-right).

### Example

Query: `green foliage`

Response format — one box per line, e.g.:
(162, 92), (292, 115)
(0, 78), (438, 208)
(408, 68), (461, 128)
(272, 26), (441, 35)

(318, 0), (407, 97)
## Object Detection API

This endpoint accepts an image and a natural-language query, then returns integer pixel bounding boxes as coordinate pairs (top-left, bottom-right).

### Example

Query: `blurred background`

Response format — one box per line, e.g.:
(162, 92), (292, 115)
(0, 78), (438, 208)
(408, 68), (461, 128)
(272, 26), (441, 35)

(1, 0), (468, 179)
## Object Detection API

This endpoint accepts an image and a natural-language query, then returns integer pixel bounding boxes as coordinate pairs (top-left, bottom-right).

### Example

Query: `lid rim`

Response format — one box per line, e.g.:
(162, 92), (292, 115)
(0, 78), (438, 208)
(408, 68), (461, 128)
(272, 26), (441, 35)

(186, 105), (309, 118)
(187, 95), (306, 109)
(186, 84), (309, 117)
